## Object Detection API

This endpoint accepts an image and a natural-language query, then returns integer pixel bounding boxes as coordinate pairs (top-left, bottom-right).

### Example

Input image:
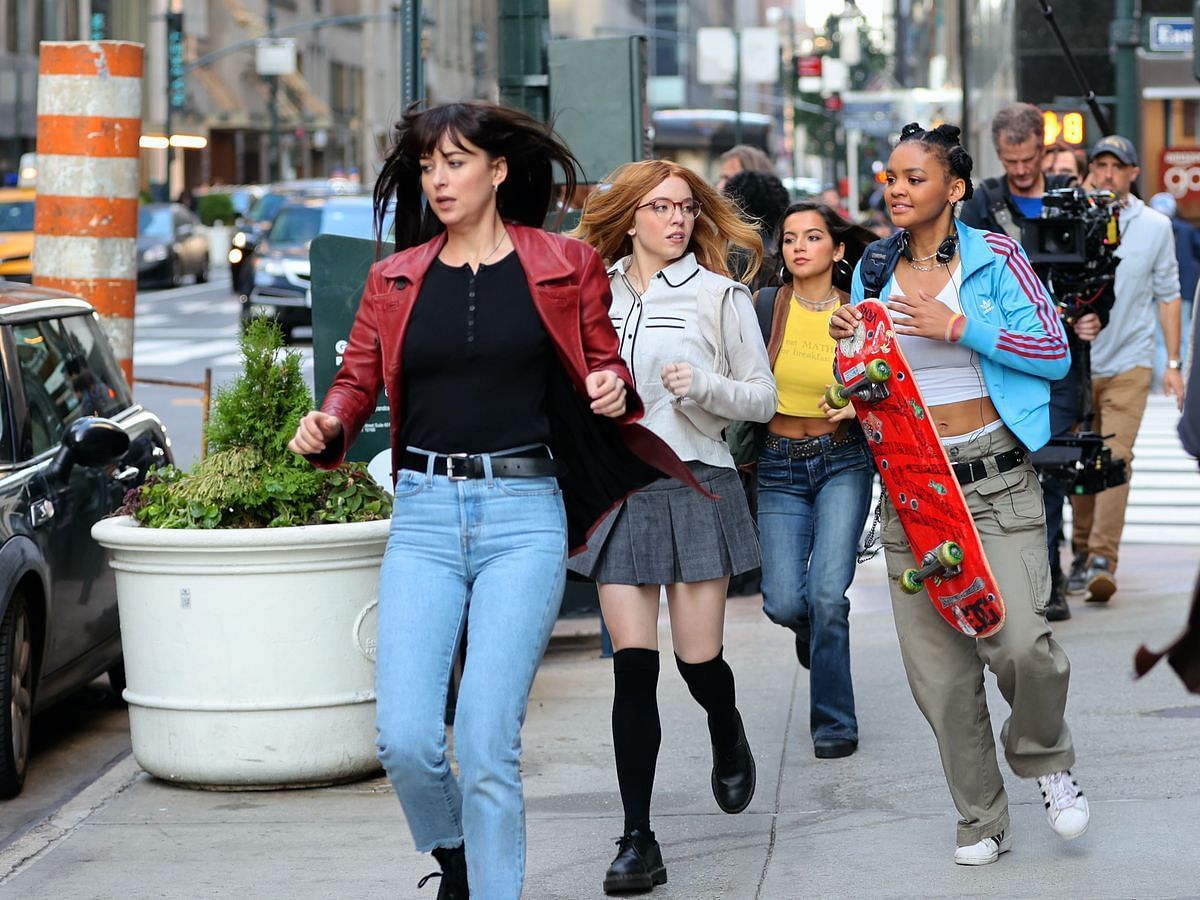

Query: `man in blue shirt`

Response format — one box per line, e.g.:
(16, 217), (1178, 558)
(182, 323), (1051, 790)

(960, 103), (1106, 622)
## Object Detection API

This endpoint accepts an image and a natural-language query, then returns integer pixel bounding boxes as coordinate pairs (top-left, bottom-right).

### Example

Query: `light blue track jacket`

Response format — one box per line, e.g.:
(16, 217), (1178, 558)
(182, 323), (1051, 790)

(850, 220), (1071, 451)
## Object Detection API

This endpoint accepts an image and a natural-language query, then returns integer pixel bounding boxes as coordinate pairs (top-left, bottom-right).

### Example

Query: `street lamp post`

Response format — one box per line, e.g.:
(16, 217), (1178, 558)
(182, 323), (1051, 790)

(267, 0), (281, 183)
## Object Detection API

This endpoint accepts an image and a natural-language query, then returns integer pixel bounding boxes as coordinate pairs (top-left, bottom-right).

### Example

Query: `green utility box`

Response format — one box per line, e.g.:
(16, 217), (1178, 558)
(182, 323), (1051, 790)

(548, 36), (650, 184)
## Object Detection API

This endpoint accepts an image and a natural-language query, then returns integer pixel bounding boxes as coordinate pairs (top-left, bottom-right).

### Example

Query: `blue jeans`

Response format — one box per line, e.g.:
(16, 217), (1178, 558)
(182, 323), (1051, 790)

(757, 435), (873, 744)
(375, 467), (567, 900)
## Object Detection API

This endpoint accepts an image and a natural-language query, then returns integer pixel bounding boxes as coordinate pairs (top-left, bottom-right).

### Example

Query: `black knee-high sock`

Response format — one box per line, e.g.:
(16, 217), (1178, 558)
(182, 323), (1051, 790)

(612, 648), (661, 836)
(676, 649), (739, 749)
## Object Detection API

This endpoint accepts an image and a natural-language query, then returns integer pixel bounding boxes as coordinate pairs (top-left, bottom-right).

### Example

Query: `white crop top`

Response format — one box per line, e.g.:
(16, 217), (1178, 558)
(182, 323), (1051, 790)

(883, 266), (989, 407)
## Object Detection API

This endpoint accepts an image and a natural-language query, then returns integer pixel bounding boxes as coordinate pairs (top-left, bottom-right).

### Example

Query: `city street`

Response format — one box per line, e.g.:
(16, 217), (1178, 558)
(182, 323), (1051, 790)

(3, 267), (1198, 897)
(0, 538), (1197, 897)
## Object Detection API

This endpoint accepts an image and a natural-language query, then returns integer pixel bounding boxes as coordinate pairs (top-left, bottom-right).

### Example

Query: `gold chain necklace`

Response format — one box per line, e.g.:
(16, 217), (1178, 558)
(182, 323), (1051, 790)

(791, 286), (839, 311)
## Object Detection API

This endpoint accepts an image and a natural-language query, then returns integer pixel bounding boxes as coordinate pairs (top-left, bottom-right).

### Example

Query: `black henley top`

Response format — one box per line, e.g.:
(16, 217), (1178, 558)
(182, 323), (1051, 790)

(400, 252), (553, 454)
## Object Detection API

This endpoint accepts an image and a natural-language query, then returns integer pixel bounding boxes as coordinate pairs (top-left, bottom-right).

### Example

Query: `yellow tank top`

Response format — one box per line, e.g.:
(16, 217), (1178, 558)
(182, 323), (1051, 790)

(773, 301), (839, 418)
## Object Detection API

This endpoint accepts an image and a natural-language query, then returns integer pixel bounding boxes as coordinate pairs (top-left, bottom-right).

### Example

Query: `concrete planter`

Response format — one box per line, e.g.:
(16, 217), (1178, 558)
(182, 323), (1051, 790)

(91, 515), (388, 789)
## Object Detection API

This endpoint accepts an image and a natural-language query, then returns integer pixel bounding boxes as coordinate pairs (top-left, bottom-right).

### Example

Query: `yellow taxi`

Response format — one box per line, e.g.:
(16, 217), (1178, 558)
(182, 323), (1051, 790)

(0, 187), (35, 283)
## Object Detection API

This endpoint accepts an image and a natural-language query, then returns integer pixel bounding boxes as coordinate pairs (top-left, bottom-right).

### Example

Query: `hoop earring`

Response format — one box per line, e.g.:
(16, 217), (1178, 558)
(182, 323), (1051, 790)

(779, 263), (788, 281)
(835, 258), (852, 280)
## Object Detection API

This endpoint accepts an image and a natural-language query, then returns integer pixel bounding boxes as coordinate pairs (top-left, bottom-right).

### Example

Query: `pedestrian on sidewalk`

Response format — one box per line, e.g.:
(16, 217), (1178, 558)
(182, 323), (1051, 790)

(570, 159), (777, 894)
(831, 122), (1090, 866)
(958, 103), (1110, 622)
(1067, 136), (1186, 604)
(287, 101), (698, 900)
(753, 201), (877, 759)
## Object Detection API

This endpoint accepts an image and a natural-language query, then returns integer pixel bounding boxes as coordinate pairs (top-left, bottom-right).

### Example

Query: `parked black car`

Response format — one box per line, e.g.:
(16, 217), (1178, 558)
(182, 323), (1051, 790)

(137, 203), (209, 289)
(0, 283), (172, 797)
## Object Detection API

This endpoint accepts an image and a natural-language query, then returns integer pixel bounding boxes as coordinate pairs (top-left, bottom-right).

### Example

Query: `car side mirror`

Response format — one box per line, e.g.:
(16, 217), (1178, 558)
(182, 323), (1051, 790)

(47, 417), (131, 483)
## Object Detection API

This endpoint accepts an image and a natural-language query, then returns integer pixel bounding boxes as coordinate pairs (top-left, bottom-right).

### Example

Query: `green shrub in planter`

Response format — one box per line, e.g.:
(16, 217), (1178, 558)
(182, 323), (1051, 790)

(124, 319), (391, 528)
(197, 192), (237, 226)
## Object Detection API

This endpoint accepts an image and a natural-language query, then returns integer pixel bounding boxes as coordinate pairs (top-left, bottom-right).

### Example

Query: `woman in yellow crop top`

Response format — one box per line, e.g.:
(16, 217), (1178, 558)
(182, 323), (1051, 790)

(754, 201), (877, 759)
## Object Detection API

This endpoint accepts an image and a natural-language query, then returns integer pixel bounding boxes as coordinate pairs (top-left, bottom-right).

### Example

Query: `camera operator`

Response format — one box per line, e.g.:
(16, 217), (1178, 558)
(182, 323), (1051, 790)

(960, 104), (1106, 620)
(1066, 135), (1185, 605)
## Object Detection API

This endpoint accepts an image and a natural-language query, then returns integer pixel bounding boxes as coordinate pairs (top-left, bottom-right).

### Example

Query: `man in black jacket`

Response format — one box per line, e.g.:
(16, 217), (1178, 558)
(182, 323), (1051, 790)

(960, 103), (1106, 621)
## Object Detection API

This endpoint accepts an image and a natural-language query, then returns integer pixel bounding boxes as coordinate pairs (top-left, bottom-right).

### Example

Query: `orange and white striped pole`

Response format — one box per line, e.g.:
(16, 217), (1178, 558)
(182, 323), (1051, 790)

(33, 41), (143, 386)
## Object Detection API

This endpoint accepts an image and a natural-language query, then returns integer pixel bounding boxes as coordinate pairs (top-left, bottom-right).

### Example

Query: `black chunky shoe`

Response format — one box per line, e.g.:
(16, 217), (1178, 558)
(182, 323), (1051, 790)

(711, 710), (756, 814)
(1045, 577), (1072, 621)
(795, 630), (811, 670)
(417, 844), (469, 899)
(603, 829), (668, 894)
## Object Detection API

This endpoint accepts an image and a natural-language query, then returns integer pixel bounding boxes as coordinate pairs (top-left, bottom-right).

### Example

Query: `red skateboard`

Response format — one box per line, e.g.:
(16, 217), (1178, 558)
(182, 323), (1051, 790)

(826, 299), (1006, 638)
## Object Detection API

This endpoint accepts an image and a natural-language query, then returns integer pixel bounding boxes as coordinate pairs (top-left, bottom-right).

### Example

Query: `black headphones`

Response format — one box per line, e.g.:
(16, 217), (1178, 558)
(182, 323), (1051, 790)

(897, 230), (958, 264)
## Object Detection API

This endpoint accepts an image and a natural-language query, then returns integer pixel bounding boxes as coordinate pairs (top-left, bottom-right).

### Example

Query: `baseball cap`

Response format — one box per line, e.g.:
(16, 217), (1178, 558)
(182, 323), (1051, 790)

(1089, 134), (1139, 166)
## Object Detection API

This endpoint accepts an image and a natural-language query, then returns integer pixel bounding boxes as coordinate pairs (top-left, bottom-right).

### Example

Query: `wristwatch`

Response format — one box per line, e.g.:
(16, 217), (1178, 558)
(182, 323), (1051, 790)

(1167, 359), (1183, 370)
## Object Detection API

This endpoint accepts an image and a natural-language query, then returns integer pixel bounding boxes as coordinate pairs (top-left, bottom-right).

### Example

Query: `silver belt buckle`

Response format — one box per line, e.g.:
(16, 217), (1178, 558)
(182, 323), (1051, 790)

(445, 453), (472, 481)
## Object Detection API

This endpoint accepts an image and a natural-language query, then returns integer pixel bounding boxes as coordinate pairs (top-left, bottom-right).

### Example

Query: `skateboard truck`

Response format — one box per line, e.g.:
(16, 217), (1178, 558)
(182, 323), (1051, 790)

(899, 541), (965, 594)
(826, 359), (891, 409)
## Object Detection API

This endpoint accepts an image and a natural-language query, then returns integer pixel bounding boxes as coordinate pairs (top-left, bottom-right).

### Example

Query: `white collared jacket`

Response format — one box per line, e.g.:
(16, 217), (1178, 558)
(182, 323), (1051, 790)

(606, 252), (777, 468)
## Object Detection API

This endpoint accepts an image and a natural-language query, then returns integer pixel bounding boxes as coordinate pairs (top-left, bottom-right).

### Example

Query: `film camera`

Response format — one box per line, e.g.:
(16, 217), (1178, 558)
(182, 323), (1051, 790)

(1019, 186), (1121, 319)
(1021, 187), (1126, 493)
(1029, 431), (1127, 495)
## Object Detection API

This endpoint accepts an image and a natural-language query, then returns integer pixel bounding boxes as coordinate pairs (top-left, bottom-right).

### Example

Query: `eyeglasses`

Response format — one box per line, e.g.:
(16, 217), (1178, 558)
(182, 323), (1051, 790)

(635, 197), (702, 220)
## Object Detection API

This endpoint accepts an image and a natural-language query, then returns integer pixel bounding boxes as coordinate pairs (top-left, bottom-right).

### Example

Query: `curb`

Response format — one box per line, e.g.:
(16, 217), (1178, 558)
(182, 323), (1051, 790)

(0, 753), (142, 886)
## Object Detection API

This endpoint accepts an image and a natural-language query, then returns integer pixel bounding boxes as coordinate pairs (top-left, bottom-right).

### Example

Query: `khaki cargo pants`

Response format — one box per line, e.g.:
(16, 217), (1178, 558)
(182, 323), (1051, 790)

(880, 426), (1076, 845)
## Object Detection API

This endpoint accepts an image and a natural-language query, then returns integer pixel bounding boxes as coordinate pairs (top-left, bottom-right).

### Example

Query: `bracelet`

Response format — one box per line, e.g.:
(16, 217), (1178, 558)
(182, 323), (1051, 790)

(944, 313), (966, 343)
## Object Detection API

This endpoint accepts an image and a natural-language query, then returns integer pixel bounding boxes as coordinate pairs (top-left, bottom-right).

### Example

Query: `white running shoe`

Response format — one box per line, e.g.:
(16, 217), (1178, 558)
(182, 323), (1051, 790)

(1037, 770), (1090, 839)
(954, 830), (1012, 866)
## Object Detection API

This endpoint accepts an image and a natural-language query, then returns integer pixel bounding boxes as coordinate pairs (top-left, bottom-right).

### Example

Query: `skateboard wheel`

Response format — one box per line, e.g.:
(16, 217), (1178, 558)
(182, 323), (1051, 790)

(936, 541), (964, 568)
(865, 359), (892, 383)
(825, 384), (851, 409)
(899, 568), (923, 594)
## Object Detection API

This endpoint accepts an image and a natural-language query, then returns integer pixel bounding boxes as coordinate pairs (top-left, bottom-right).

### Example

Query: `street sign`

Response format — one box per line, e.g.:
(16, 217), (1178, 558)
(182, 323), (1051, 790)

(740, 27), (780, 84)
(255, 38), (297, 76)
(1147, 16), (1193, 52)
(696, 27), (737, 85)
(796, 56), (823, 77)
(1160, 147), (1200, 220)
(166, 12), (185, 111)
(842, 102), (891, 136)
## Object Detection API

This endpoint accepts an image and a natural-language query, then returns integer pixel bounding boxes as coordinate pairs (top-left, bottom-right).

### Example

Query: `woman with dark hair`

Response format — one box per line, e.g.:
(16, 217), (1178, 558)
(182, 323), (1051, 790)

(831, 123), (1089, 865)
(723, 169), (792, 292)
(754, 202), (877, 759)
(570, 159), (777, 894)
(287, 101), (697, 899)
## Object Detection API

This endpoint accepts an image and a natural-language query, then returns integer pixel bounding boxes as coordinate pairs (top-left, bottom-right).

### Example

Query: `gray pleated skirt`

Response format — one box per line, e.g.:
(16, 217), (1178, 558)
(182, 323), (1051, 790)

(568, 462), (760, 585)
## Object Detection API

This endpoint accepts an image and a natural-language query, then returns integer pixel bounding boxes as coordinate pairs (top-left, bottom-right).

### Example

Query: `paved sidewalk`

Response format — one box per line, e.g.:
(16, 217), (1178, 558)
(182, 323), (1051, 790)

(2, 544), (1199, 899)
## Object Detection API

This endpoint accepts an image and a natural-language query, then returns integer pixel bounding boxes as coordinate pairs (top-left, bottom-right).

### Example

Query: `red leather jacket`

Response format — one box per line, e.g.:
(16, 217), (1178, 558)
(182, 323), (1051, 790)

(311, 223), (701, 553)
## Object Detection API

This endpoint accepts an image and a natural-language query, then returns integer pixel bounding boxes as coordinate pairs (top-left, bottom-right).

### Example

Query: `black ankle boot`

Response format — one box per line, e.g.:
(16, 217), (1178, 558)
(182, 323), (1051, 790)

(1045, 573), (1072, 622)
(417, 845), (469, 899)
(711, 709), (756, 814)
(603, 829), (668, 894)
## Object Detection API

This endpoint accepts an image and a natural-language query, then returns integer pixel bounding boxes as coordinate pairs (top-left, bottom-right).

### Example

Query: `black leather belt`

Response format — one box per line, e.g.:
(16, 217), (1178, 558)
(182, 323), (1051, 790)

(952, 447), (1026, 485)
(763, 430), (860, 459)
(401, 447), (560, 480)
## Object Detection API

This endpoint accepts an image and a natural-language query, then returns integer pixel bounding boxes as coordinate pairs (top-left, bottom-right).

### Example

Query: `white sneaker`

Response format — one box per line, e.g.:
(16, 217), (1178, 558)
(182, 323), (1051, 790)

(1037, 770), (1090, 839)
(954, 830), (1012, 866)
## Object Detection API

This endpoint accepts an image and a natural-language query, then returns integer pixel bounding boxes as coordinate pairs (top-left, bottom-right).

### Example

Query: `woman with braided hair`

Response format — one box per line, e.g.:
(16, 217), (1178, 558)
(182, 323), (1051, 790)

(830, 123), (1091, 866)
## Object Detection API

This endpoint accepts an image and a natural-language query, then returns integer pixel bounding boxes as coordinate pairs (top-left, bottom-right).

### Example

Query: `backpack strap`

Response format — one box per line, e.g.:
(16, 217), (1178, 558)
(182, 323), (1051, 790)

(751, 286), (779, 344)
(858, 233), (904, 299)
